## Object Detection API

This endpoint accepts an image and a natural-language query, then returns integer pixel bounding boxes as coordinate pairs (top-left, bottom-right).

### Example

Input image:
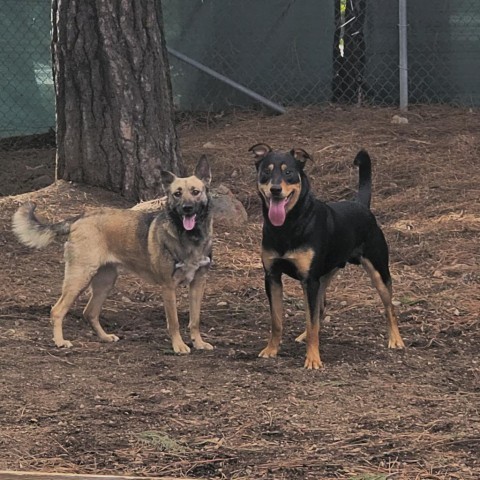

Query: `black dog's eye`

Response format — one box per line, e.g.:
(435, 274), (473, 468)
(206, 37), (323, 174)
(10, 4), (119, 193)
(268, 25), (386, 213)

(285, 170), (292, 175)
(173, 191), (182, 198)
(263, 167), (271, 175)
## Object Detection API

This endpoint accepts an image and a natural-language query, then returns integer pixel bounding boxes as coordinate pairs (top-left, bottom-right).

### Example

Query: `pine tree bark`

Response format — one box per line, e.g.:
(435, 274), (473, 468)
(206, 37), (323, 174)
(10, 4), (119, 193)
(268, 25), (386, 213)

(52, 0), (182, 201)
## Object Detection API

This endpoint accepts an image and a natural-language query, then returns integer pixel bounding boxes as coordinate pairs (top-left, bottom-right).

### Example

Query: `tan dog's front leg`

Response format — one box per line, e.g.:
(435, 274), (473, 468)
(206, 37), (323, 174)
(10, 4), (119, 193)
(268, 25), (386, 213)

(188, 268), (213, 350)
(163, 287), (190, 354)
(259, 274), (283, 358)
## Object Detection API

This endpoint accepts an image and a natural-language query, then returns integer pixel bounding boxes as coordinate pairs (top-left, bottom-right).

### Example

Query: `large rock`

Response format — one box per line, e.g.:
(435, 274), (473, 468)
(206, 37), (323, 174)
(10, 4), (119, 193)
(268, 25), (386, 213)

(211, 184), (248, 225)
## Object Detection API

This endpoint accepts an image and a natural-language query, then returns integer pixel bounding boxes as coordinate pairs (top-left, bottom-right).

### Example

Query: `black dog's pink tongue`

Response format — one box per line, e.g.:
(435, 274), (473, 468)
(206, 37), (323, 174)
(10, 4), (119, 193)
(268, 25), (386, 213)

(183, 214), (196, 231)
(268, 198), (288, 226)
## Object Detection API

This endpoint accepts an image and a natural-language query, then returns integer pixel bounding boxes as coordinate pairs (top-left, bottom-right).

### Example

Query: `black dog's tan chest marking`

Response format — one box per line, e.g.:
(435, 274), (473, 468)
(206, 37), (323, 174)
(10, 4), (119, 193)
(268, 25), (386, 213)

(262, 248), (315, 279)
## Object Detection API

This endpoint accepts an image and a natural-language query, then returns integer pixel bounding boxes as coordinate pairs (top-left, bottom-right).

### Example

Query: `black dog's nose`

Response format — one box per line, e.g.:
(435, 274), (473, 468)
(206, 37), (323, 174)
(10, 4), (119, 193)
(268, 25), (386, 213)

(270, 185), (283, 196)
(182, 204), (194, 214)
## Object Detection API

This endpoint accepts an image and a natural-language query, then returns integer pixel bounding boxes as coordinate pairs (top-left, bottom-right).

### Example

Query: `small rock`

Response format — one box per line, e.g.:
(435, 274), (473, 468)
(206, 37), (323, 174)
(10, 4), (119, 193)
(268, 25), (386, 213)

(391, 115), (409, 125)
(217, 301), (228, 307)
(202, 141), (216, 149)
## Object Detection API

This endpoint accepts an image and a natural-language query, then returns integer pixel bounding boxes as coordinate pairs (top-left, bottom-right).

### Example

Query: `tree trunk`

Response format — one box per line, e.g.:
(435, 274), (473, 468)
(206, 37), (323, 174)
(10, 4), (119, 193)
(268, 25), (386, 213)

(52, 0), (182, 202)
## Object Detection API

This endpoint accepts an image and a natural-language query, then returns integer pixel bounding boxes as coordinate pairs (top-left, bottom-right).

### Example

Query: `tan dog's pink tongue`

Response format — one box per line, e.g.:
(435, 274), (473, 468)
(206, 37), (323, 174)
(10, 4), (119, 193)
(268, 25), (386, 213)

(268, 199), (288, 226)
(183, 214), (196, 230)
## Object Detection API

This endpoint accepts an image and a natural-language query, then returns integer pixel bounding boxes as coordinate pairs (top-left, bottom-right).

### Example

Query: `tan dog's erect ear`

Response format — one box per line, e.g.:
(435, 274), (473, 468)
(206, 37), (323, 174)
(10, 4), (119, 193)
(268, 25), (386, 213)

(160, 170), (177, 191)
(194, 155), (211, 186)
(290, 148), (312, 168)
(248, 143), (273, 158)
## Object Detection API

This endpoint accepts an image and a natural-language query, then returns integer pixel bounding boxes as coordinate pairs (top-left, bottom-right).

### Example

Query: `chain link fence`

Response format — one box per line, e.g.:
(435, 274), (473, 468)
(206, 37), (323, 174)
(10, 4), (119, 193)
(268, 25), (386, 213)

(165, 0), (480, 110)
(0, 0), (54, 138)
(1, 0), (480, 138)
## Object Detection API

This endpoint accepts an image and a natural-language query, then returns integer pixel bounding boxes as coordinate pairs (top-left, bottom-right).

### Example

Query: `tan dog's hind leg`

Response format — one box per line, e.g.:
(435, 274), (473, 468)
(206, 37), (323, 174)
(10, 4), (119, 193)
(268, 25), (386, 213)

(188, 270), (213, 350)
(83, 265), (119, 343)
(51, 264), (96, 348)
(163, 287), (190, 354)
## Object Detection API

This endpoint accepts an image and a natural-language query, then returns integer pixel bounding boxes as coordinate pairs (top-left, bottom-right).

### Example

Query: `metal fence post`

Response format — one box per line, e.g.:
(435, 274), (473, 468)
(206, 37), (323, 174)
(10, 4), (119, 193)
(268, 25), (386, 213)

(399, 0), (408, 110)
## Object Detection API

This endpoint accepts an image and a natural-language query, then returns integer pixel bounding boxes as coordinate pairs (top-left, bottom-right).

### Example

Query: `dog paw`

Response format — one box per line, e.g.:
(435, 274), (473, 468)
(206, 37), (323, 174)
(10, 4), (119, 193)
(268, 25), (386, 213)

(304, 356), (323, 370)
(193, 339), (214, 350)
(258, 347), (278, 358)
(388, 337), (406, 349)
(295, 331), (307, 343)
(103, 334), (120, 343)
(173, 341), (191, 354)
(55, 339), (73, 348)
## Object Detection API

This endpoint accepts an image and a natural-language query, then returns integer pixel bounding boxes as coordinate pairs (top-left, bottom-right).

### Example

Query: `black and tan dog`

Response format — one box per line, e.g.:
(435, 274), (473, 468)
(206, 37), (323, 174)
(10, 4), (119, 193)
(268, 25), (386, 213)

(250, 143), (405, 369)
(12, 156), (213, 353)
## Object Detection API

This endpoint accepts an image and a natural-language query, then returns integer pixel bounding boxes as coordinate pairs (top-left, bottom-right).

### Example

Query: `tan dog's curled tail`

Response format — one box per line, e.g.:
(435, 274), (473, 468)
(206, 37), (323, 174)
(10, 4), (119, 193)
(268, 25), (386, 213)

(12, 202), (78, 249)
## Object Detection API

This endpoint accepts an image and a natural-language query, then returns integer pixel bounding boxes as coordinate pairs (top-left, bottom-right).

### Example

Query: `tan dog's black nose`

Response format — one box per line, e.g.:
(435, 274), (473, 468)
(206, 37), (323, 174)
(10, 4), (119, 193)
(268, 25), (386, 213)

(182, 204), (194, 214)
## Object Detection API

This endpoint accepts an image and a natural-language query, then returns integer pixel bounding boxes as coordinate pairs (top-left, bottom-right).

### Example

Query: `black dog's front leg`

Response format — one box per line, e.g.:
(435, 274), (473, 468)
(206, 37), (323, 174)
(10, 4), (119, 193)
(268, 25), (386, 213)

(302, 277), (322, 369)
(259, 271), (283, 358)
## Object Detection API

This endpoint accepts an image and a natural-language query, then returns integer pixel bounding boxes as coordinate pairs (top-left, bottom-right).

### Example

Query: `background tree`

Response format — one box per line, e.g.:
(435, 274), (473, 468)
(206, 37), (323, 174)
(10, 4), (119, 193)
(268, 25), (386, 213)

(52, 0), (182, 202)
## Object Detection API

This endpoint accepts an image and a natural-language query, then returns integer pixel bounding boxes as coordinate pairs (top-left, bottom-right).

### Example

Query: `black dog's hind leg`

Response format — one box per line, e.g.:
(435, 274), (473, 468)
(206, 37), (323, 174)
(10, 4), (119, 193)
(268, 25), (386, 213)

(259, 271), (284, 358)
(361, 229), (405, 349)
(296, 269), (339, 344)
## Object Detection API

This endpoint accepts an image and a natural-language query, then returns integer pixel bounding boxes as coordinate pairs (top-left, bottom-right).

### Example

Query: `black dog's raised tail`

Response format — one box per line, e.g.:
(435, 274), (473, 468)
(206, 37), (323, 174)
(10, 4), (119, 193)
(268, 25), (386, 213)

(353, 150), (372, 209)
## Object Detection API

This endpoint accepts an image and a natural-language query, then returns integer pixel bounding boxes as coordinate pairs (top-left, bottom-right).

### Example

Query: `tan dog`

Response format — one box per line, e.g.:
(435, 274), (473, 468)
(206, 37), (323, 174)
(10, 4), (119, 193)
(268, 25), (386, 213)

(12, 156), (214, 353)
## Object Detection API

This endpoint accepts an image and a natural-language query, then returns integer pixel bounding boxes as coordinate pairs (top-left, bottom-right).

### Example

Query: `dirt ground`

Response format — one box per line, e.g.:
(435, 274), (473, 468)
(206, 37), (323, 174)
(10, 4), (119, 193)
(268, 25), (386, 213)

(0, 106), (479, 480)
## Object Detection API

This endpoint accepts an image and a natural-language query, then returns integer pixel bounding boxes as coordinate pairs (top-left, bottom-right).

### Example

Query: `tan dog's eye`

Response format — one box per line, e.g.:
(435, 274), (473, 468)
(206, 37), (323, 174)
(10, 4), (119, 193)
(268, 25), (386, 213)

(173, 191), (182, 198)
(192, 189), (200, 196)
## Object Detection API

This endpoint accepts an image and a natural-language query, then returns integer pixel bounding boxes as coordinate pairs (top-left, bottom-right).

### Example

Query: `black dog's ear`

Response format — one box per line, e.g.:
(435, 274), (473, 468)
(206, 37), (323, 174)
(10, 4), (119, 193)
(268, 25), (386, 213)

(249, 143), (273, 159)
(290, 148), (312, 169)
(160, 170), (177, 191)
(194, 154), (211, 186)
